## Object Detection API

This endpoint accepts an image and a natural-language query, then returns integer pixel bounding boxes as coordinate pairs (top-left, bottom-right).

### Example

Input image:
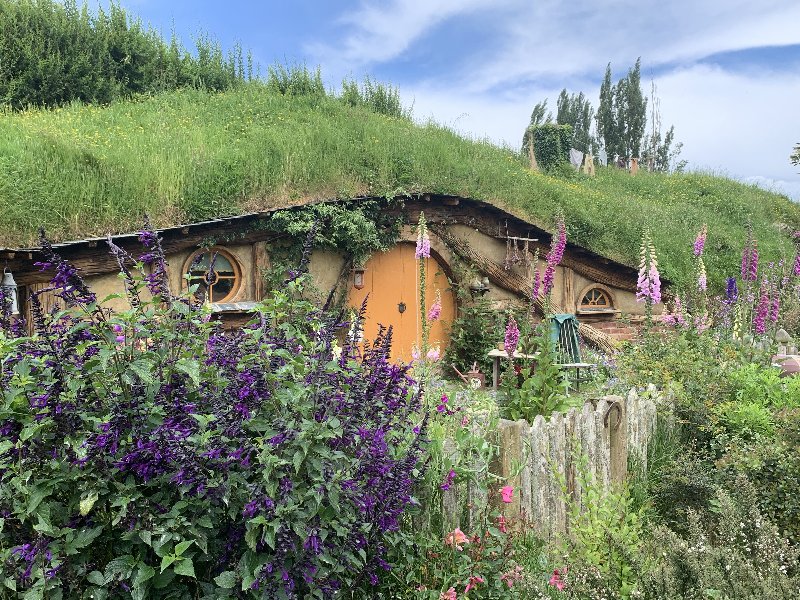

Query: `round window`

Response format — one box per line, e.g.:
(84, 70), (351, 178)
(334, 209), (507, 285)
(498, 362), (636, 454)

(184, 248), (242, 303)
(579, 287), (613, 310)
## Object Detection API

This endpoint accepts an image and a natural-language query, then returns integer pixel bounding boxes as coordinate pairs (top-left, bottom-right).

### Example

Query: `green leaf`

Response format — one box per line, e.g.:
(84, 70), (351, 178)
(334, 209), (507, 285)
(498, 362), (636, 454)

(133, 565), (156, 586)
(173, 558), (195, 578)
(26, 485), (51, 513)
(79, 491), (99, 516)
(4, 577), (17, 591)
(159, 555), (176, 573)
(214, 571), (237, 589)
(293, 449), (304, 474)
(175, 358), (201, 387)
(129, 359), (155, 384)
(174, 540), (194, 556)
(139, 530), (152, 546)
(87, 571), (106, 586)
(69, 526), (103, 551)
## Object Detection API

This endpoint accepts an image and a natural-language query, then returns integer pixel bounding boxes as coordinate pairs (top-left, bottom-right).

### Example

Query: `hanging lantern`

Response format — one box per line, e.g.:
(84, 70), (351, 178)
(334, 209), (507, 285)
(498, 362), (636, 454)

(1, 270), (19, 315)
(353, 267), (366, 290)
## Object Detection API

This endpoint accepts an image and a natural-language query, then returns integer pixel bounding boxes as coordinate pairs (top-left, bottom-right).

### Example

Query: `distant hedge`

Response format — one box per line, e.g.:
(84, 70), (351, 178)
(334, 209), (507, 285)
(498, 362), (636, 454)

(0, 0), (250, 109)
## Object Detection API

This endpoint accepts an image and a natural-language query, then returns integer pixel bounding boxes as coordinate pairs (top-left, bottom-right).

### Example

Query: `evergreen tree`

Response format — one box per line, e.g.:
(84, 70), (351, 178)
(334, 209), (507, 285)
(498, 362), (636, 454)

(596, 59), (646, 161)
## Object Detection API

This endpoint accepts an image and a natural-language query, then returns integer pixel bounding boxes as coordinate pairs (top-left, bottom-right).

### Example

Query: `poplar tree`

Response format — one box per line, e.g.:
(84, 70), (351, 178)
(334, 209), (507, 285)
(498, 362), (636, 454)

(556, 89), (597, 154)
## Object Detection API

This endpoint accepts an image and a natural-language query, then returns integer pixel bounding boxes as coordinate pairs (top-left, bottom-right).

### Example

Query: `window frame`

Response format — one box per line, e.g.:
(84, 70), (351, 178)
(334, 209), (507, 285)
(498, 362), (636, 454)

(182, 246), (243, 304)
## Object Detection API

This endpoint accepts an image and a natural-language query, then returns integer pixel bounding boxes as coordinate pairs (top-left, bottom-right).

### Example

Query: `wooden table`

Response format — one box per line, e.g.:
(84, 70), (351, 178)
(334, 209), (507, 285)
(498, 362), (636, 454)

(487, 349), (539, 390)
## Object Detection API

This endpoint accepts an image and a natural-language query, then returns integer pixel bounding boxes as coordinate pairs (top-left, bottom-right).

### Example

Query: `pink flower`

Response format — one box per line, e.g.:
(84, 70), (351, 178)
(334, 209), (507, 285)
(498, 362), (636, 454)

(741, 229), (759, 282)
(427, 291), (442, 321)
(500, 565), (524, 588)
(460, 414), (470, 427)
(546, 217), (567, 267)
(504, 316), (520, 356)
(532, 268), (541, 299)
(411, 345), (420, 361)
(415, 213), (431, 259)
(444, 528), (470, 551)
(440, 588), (457, 600)
(497, 514), (508, 533)
(794, 254), (800, 277)
(549, 568), (567, 591)
(464, 575), (485, 594)
(648, 263), (662, 304)
(426, 346), (441, 361)
(500, 485), (514, 503)
(693, 224), (707, 257)
(770, 293), (780, 323)
(542, 263), (556, 296)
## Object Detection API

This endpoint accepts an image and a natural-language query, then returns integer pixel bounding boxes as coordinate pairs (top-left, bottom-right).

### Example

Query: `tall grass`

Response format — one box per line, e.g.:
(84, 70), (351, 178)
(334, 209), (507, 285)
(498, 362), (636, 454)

(1, 81), (798, 290)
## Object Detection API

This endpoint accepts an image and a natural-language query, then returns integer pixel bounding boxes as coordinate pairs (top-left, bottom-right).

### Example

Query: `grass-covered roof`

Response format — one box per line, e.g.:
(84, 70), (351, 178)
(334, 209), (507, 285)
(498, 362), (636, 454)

(1, 82), (799, 289)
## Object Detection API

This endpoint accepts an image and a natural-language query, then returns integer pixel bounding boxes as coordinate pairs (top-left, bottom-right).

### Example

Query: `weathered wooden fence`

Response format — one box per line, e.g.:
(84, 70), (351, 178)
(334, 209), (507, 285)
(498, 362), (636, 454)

(442, 388), (658, 538)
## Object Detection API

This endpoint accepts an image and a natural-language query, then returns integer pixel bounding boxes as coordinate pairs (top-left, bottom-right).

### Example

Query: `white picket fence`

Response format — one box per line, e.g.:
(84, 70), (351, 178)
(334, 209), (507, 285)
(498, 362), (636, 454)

(442, 388), (658, 538)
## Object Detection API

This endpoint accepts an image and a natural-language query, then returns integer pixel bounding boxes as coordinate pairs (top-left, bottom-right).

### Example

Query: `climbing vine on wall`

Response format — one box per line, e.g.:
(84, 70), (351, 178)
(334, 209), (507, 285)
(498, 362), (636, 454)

(529, 124), (573, 171)
(263, 198), (403, 289)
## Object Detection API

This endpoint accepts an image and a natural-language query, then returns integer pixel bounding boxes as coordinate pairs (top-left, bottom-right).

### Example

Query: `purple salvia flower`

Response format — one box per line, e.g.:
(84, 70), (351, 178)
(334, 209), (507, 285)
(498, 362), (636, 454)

(793, 254), (800, 277)
(440, 469), (456, 491)
(504, 316), (520, 357)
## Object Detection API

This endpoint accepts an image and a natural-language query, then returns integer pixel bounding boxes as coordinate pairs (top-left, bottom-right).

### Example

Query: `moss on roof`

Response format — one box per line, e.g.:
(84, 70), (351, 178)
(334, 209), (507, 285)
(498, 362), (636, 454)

(1, 83), (798, 289)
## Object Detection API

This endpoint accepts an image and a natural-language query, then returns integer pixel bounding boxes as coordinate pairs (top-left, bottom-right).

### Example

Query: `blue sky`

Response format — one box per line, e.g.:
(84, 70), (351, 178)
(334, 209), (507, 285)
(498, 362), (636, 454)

(119, 0), (800, 199)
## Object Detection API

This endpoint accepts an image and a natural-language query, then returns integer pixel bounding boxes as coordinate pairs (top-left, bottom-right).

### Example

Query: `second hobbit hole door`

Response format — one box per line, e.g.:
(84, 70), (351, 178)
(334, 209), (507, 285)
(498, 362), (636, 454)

(348, 243), (455, 363)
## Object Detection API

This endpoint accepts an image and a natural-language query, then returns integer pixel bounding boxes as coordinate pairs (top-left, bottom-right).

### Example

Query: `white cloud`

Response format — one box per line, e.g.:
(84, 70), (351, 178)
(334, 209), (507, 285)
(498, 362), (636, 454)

(306, 0), (508, 77)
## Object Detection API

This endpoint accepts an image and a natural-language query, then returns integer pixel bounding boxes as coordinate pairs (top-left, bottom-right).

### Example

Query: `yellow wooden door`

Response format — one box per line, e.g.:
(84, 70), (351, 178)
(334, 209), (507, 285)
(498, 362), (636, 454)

(348, 243), (455, 363)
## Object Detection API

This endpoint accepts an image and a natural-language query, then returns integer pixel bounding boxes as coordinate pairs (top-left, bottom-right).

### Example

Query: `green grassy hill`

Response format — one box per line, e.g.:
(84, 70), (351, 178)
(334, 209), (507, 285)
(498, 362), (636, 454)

(1, 82), (798, 290)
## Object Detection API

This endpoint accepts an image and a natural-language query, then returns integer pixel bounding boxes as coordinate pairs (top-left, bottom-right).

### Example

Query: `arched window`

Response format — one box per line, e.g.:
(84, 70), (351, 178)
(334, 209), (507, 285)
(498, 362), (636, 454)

(579, 287), (613, 311)
(184, 247), (242, 303)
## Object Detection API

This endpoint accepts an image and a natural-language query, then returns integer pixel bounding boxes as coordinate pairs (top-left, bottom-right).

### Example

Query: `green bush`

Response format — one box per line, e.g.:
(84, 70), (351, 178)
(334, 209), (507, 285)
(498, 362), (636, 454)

(641, 480), (800, 599)
(445, 295), (503, 382)
(527, 123), (572, 171)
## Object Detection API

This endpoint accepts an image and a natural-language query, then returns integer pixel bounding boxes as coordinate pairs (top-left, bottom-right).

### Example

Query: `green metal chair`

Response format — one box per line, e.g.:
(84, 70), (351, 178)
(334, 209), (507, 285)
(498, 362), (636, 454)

(550, 314), (595, 390)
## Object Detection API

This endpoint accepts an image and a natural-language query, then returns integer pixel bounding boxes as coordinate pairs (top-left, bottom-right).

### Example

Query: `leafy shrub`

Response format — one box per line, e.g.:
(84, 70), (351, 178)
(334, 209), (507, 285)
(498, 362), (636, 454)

(727, 363), (784, 407)
(445, 295), (503, 380)
(641, 479), (800, 599)
(720, 414), (800, 545)
(714, 400), (774, 439)
(0, 227), (426, 598)
(500, 320), (569, 423)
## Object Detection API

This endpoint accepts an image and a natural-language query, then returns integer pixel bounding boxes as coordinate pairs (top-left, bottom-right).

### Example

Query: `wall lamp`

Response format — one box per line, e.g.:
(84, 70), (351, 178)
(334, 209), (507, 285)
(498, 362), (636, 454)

(469, 276), (490, 298)
(1, 269), (19, 315)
